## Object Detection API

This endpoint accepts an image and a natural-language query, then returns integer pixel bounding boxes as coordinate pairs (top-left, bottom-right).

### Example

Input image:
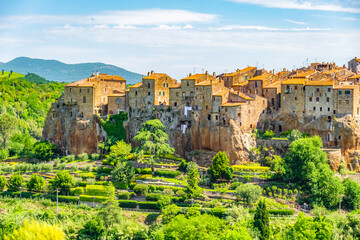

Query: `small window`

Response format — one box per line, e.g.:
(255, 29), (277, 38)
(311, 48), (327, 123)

(313, 107), (316, 111)
(309, 97), (312, 102)
(339, 90), (342, 95)
(116, 98), (122, 104)
(326, 97), (329, 102)
(320, 107), (322, 111)
(166, 83), (168, 87)
(87, 88), (90, 93)
(295, 97), (297, 101)
(216, 115), (218, 120)
(187, 81), (189, 86)
(206, 105), (208, 110)
(255, 81), (258, 88)
(163, 83), (165, 87)
(83, 96), (86, 103)
(148, 83), (150, 88)
(163, 92), (165, 96)
(105, 89), (107, 93)
(328, 107), (330, 111)
(237, 113), (240, 117)
(295, 86), (298, 90)
(182, 92), (185, 97)
(207, 115), (211, 120)
(80, 88), (82, 93)
(69, 88), (72, 92)
(159, 91), (161, 96)
(135, 91), (138, 96)
(346, 100), (350, 104)
(339, 136), (342, 140)
(148, 92), (151, 96)
(203, 96), (204, 99)
(190, 92), (194, 97)
(316, 97), (319, 102)
(248, 110), (251, 114)
(316, 88), (319, 92)
(345, 90), (351, 95)
(174, 102), (177, 107)
(328, 88), (331, 92)
(245, 76), (248, 80)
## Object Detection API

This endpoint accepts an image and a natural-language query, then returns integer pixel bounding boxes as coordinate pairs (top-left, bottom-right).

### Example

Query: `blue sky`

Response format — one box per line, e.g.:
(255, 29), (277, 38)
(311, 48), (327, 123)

(0, 0), (359, 79)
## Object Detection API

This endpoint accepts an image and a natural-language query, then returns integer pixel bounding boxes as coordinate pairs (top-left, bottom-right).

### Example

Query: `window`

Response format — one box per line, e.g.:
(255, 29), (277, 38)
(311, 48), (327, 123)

(203, 96), (204, 99)
(166, 77), (168, 80)
(116, 98), (122, 104)
(225, 108), (228, 112)
(187, 81), (189, 86)
(263, 100), (265, 104)
(245, 76), (248, 80)
(248, 110), (251, 114)
(227, 77), (229, 81)
(326, 97), (329, 102)
(80, 88), (82, 93)
(174, 102), (177, 107)
(295, 86), (298, 90)
(237, 113), (240, 117)
(163, 92), (165, 96)
(316, 88), (319, 92)
(339, 90), (342, 95)
(70, 98), (73, 103)
(309, 97), (312, 102)
(159, 91), (161, 95)
(345, 90), (351, 95)
(190, 92), (194, 97)
(255, 81), (258, 88)
(346, 100), (350, 104)
(295, 97), (297, 101)
(105, 89), (107, 93)
(163, 83), (165, 87)
(69, 88), (72, 92)
(87, 88), (90, 93)
(207, 115), (211, 120)
(206, 105), (208, 110)
(148, 83), (150, 88)
(182, 92), (185, 97)
(320, 107), (322, 111)
(316, 97), (319, 102)
(313, 107), (316, 111)
(328, 108), (330, 111)
(148, 92), (151, 96)
(339, 136), (342, 140)
(328, 88), (331, 92)
(216, 115), (218, 120)
(135, 91), (138, 96)
(166, 83), (168, 87)
(83, 96), (86, 103)
(266, 89), (268, 93)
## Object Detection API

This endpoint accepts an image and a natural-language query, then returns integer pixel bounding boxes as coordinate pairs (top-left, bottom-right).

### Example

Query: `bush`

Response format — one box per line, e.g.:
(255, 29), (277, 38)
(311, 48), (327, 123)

(145, 193), (163, 201)
(7, 174), (24, 191)
(118, 191), (130, 200)
(48, 195), (79, 203)
(81, 165), (91, 172)
(263, 130), (274, 139)
(119, 200), (137, 208)
(78, 153), (89, 161)
(91, 153), (100, 160)
(138, 201), (160, 210)
(0, 149), (9, 161)
(27, 174), (46, 192)
(53, 158), (61, 168)
(154, 170), (181, 178)
(210, 207), (226, 218)
(79, 195), (109, 202)
(70, 165), (78, 172)
(157, 195), (172, 209)
(85, 184), (115, 197)
(134, 184), (149, 196)
(67, 155), (75, 162)
(235, 184), (263, 205)
(58, 163), (66, 170)
(134, 168), (152, 174)
(70, 187), (84, 196)
(0, 175), (7, 191)
(249, 209), (295, 216)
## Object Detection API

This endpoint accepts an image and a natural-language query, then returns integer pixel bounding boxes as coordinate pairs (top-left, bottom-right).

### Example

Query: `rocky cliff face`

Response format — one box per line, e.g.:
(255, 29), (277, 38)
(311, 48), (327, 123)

(42, 97), (106, 156)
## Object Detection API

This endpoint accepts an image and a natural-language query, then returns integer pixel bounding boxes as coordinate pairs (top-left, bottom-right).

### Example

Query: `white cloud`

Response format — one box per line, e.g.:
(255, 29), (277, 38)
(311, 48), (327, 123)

(155, 24), (194, 30)
(210, 25), (330, 31)
(3, 9), (217, 27)
(113, 24), (137, 29)
(94, 24), (109, 29)
(284, 19), (306, 24)
(228, 0), (360, 13)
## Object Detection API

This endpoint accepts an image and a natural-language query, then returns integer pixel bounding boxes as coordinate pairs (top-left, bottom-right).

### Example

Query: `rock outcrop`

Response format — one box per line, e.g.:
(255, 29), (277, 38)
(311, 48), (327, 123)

(42, 96), (106, 156)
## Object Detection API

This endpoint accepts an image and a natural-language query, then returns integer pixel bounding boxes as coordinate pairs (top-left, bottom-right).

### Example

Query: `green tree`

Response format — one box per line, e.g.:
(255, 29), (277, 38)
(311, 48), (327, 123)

(208, 151), (234, 181)
(287, 129), (302, 142)
(0, 175), (7, 191)
(254, 200), (270, 240)
(235, 183), (263, 205)
(157, 195), (172, 209)
(106, 140), (131, 165)
(161, 204), (181, 224)
(78, 216), (105, 240)
(0, 149), (9, 161)
(133, 119), (175, 172)
(0, 113), (17, 148)
(111, 161), (135, 188)
(27, 174), (46, 192)
(343, 178), (360, 210)
(7, 174), (24, 191)
(32, 141), (58, 161)
(51, 171), (75, 195)
(283, 136), (343, 208)
(262, 130), (274, 139)
(186, 162), (202, 198)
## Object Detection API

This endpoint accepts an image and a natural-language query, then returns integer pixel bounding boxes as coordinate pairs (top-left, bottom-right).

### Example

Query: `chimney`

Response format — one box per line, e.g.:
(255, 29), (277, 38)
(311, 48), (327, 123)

(283, 68), (286, 72)
(213, 72), (216, 77)
(205, 70), (208, 75)
(151, 70), (154, 75)
(147, 72), (150, 76)
(189, 73), (192, 76)
(97, 70), (99, 77)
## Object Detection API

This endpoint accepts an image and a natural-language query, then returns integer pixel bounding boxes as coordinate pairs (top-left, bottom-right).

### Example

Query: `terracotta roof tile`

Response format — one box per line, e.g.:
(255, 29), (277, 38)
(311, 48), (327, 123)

(305, 79), (334, 86)
(348, 74), (360, 79)
(249, 73), (271, 81)
(143, 73), (166, 80)
(263, 81), (281, 89)
(196, 79), (219, 86)
(221, 102), (245, 107)
(169, 82), (181, 88)
(233, 81), (248, 86)
(282, 78), (306, 85)
(213, 89), (230, 96)
(182, 74), (206, 80)
(129, 82), (143, 88)
(66, 74), (125, 87)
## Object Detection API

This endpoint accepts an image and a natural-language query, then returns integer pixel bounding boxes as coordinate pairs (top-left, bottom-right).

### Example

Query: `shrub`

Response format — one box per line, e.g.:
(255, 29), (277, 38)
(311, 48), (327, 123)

(91, 153), (100, 160)
(81, 165), (91, 172)
(235, 184), (263, 205)
(157, 195), (172, 209)
(70, 165), (78, 172)
(0, 175), (7, 191)
(79, 195), (109, 202)
(0, 149), (9, 161)
(27, 174), (46, 192)
(176, 189), (186, 197)
(7, 174), (24, 191)
(70, 187), (84, 196)
(210, 207), (226, 218)
(66, 155), (75, 162)
(263, 130), (274, 139)
(86, 178), (95, 185)
(134, 168), (152, 174)
(118, 191), (130, 200)
(134, 184), (149, 196)
(145, 193), (163, 201)
(119, 200), (137, 208)
(164, 189), (174, 196)
(85, 184), (115, 197)
(162, 204), (181, 223)
(138, 201), (160, 210)
(53, 158), (61, 168)
(249, 209), (295, 216)
(51, 171), (75, 195)
(58, 163), (66, 170)
(154, 170), (181, 178)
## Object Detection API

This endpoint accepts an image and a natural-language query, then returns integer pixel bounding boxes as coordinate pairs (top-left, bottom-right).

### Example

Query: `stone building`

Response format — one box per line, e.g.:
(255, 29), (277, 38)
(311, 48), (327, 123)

(348, 57), (360, 74)
(247, 72), (274, 96)
(333, 84), (360, 116)
(220, 66), (257, 88)
(304, 79), (334, 120)
(64, 73), (126, 119)
(280, 78), (306, 122)
(108, 93), (127, 115)
(263, 80), (281, 111)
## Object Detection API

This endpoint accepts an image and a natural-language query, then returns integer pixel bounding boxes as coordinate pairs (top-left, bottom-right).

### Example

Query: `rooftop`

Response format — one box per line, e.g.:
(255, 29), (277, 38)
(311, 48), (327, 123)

(196, 79), (219, 86)
(182, 73), (207, 80)
(224, 66), (256, 77)
(334, 85), (355, 89)
(234, 91), (254, 100)
(305, 79), (334, 86)
(221, 102), (244, 107)
(169, 82), (181, 88)
(323, 68), (345, 74)
(263, 81), (282, 89)
(282, 78), (307, 85)
(143, 73), (167, 80)
(129, 82), (143, 88)
(66, 73), (125, 87)
(290, 69), (316, 78)
(213, 89), (230, 96)
(249, 73), (271, 81)
(233, 81), (248, 86)
(348, 74), (360, 79)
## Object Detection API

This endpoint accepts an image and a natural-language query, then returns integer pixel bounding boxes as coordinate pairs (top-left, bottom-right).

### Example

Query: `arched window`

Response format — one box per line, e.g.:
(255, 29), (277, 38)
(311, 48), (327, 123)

(116, 98), (122, 104)
(83, 96), (86, 103)
(316, 97), (319, 102)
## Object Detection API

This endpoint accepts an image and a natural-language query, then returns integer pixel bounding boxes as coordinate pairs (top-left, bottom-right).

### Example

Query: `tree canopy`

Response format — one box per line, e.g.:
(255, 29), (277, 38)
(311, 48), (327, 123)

(208, 151), (234, 181)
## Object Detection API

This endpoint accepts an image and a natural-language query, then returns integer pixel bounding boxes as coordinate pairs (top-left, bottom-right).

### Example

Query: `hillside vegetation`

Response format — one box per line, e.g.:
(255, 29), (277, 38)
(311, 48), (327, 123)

(0, 71), (64, 155)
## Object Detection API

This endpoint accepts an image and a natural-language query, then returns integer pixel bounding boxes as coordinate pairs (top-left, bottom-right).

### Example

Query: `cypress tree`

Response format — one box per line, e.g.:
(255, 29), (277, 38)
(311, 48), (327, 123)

(254, 199), (270, 240)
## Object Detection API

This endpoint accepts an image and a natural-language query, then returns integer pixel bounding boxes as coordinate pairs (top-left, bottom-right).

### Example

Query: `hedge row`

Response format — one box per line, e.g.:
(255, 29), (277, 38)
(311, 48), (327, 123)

(119, 200), (138, 208)
(85, 185), (114, 196)
(0, 191), (79, 204)
(79, 195), (109, 202)
(135, 168), (152, 174)
(232, 165), (270, 173)
(48, 195), (79, 204)
(145, 193), (163, 201)
(154, 170), (181, 178)
(96, 167), (114, 174)
(118, 191), (130, 200)
(248, 209), (295, 216)
(138, 201), (160, 210)
(148, 185), (185, 193)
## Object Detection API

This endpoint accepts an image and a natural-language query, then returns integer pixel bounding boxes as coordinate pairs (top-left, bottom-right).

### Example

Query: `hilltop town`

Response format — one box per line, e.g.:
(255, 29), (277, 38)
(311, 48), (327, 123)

(43, 57), (360, 167)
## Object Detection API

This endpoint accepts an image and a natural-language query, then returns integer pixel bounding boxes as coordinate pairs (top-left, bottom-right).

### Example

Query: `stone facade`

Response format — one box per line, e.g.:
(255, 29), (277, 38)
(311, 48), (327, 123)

(348, 58), (360, 74)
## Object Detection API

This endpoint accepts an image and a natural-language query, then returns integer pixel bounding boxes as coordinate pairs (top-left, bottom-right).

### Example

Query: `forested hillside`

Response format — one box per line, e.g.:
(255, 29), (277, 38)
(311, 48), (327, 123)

(0, 71), (64, 158)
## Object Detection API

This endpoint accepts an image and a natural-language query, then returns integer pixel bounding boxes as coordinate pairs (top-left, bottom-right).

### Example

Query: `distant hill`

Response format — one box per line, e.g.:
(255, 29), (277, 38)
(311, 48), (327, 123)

(0, 57), (143, 84)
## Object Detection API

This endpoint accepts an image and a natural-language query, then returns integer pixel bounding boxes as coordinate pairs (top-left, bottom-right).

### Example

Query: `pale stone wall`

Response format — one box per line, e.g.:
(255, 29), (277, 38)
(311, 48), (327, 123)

(108, 95), (126, 114)
(305, 85), (333, 119)
(64, 86), (94, 119)
(281, 84), (305, 122)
